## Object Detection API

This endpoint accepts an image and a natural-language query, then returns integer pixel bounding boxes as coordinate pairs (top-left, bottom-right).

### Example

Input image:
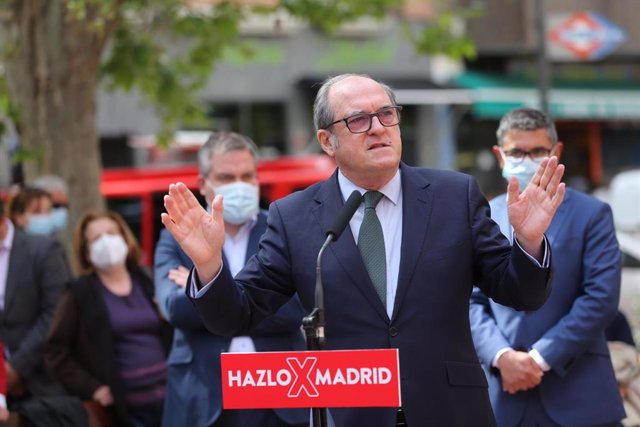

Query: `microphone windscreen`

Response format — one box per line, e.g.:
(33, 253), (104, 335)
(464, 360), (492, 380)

(325, 190), (362, 241)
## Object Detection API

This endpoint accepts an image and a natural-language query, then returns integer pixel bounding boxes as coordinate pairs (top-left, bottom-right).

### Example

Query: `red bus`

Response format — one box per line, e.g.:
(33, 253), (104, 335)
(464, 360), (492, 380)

(101, 154), (336, 266)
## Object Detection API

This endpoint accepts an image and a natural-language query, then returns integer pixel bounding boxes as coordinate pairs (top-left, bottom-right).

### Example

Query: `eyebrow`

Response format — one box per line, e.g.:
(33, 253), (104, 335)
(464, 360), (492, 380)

(344, 104), (395, 116)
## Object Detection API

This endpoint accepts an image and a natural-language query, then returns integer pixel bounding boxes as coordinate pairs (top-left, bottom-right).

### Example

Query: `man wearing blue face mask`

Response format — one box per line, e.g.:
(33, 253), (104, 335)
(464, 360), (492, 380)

(154, 131), (308, 427)
(31, 175), (69, 236)
(470, 108), (624, 427)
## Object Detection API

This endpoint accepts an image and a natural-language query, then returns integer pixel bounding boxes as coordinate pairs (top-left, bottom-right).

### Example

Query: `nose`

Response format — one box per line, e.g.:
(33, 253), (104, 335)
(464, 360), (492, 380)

(367, 114), (385, 134)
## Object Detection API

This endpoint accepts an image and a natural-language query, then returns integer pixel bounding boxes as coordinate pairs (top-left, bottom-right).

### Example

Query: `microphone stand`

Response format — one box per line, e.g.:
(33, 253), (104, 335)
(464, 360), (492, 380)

(303, 233), (333, 427)
(302, 190), (360, 427)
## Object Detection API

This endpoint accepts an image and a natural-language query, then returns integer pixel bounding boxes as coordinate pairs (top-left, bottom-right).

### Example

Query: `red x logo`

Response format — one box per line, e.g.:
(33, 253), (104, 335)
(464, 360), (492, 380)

(286, 357), (319, 398)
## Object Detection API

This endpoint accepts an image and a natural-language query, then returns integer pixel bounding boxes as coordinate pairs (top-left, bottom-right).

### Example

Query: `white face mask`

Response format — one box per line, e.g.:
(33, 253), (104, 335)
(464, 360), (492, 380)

(501, 156), (544, 191)
(89, 234), (128, 270)
(212, 181), (259, 225)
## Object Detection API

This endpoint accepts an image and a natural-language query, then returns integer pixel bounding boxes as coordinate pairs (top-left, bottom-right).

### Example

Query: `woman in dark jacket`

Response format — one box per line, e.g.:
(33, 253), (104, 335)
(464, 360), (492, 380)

(46, 211), (171, 427)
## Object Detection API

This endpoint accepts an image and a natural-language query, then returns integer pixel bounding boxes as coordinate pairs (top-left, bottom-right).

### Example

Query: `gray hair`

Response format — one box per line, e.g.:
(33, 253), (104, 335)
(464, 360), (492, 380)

(197, 131), (259, 178)
(313, 73), (398, 133)
(31, 174), (68, 197)
(496, 108), (558, 146)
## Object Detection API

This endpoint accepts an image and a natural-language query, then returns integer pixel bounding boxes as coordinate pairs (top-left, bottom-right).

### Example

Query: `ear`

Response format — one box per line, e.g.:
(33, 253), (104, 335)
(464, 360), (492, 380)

(492, 145), (505, 168)
(317, 129), (335, 157)
(552, 142), (564, 159)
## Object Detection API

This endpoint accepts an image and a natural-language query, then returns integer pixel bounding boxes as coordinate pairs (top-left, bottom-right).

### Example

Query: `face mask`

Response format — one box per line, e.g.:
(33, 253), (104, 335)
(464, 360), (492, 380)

(89, 234), (128, 270)
(50, 207), (68, 231)
(501, 156), (544, 191)
(26, 214), (54, 235)
(213, 181), (259, 225)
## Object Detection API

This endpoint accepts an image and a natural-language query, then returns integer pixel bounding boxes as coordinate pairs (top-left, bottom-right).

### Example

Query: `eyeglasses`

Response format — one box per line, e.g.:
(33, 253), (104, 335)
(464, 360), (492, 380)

(327, 106), (403, 134)
(501, 147), (551, 164)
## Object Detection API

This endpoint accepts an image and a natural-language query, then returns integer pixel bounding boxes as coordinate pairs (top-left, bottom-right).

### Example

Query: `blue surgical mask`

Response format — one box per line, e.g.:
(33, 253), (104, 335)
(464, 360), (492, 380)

(213, 181), (259, 225)
(26, 214), (54, 235)
(50, 207), (68, 231)
(501, 156), (544, 191)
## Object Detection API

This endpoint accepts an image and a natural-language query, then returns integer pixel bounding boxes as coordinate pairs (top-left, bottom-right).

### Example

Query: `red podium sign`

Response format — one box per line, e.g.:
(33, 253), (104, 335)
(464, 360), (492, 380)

(221, 349), (401, 409)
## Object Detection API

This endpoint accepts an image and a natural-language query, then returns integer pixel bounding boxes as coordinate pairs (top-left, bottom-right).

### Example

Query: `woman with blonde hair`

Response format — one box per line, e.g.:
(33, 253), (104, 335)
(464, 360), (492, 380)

(46, 211), (170, 426)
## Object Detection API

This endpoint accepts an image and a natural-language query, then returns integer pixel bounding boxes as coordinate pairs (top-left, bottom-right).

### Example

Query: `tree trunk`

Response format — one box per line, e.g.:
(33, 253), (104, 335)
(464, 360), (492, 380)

(0, 1), (117, 246)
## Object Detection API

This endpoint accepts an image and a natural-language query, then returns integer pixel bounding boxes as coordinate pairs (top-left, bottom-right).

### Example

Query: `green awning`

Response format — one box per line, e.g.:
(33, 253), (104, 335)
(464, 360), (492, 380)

(454, 71), (640, 119)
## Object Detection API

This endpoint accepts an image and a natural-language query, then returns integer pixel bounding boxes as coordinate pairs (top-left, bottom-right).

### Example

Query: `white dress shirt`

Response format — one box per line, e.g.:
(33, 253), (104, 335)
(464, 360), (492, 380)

(337, 170), (403, 318)
(224, 217), (257, 353)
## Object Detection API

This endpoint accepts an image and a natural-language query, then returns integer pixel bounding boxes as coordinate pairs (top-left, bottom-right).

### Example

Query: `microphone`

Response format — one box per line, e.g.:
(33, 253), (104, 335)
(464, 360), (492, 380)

(325, 190), (363, 241)
(303, 190), (361, 426)
(310, 191), (362, 349)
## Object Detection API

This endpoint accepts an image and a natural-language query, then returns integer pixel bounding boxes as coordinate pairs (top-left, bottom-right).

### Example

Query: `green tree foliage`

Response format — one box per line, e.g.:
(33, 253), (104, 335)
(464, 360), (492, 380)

(70, 0), (478, 143)
(0, 0), (479, 240)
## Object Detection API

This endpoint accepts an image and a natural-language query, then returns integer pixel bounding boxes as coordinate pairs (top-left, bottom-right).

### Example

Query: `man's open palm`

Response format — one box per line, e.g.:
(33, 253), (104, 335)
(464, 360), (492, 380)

(507, 156), (565, 250)
(162, 182), (225, 281)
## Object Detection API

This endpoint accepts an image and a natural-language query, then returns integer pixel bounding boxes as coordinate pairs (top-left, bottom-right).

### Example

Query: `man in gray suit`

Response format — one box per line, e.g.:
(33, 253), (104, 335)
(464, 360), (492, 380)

(0, 196), (69, 401)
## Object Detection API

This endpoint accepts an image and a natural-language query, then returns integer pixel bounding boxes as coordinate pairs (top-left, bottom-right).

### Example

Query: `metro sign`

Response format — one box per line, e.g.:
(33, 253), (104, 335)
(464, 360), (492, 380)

(548, 11), (626, 60)
(221, 349), (401, 409)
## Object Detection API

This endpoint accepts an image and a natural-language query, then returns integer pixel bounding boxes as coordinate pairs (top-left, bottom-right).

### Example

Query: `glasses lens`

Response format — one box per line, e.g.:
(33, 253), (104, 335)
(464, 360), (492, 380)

(505, 149), (525, 159)
(378, 107), (400, 126)
(346, 114), (370, 133)
(530, 148), (551, 158)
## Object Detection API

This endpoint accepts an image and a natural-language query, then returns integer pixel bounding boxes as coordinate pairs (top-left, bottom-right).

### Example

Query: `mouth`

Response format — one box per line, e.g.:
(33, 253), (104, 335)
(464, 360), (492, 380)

(367, 142), (391, 150)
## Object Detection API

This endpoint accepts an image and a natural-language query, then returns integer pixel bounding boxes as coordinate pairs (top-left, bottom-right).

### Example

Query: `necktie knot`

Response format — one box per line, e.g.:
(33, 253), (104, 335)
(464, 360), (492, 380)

(363, 191), (383, 210)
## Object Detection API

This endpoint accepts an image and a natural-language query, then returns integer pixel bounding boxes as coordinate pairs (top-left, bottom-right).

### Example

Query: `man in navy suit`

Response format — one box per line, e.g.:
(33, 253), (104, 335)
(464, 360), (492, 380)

(162, 74), (566, 427)
(154, 131), (308, 427)
(470, 108), (624, 427)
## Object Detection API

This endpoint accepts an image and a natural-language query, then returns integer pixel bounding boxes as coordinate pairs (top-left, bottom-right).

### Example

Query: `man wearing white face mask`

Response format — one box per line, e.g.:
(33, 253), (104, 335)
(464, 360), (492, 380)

(154, 131), (307, 427)
(470, 108), (624, 427)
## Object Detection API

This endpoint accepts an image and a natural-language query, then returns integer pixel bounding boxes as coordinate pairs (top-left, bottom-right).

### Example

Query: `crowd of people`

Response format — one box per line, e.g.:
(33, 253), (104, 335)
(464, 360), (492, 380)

(0, 73), (636, 427)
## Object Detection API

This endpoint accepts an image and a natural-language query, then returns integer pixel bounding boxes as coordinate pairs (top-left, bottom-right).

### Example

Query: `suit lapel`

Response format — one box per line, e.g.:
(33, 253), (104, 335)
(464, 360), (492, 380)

(246, 212), (268, 262)
(312, 172), (389, 322)
(545, 189), (571, 243)
(392, 165), (432, 321)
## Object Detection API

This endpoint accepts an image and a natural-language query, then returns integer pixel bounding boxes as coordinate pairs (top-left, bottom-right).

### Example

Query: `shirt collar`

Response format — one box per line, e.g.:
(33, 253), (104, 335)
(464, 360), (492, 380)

(337, 169), (402, 206)
(225, 214), (258, 241)
(0, 218), (14, 252)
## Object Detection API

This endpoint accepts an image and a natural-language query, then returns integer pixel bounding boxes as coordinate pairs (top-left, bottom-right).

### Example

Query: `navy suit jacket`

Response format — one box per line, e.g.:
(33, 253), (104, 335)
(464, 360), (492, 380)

(470, 189), (625, 427)
(154, 211), (307, 427)
(187, 164), (553, 427)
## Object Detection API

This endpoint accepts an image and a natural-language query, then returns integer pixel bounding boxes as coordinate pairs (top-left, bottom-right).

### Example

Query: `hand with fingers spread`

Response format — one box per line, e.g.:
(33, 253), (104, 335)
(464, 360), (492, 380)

(161, 182), (225, 285)
(507, 155), (566, 258)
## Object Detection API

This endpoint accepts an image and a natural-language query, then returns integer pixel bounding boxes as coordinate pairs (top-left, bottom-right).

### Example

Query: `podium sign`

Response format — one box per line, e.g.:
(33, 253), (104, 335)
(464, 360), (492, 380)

(221, 349), (401, 409)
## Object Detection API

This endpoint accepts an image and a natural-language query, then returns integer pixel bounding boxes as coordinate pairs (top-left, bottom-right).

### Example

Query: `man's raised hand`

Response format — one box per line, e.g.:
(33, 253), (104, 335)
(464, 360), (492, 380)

(161, 182), (225, 284)
(507, 156), (566, 257)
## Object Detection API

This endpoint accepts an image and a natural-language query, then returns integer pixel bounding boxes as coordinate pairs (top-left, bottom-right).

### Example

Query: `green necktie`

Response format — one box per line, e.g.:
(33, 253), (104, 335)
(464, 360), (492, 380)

(358, 191), (387, 306)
